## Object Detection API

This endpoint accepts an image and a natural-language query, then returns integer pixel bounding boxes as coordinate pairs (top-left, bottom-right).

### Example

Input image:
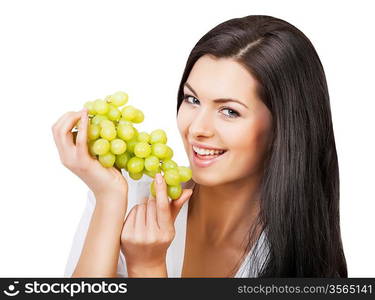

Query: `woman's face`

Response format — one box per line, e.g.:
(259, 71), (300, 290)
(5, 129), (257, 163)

(177, 54), (273, 186)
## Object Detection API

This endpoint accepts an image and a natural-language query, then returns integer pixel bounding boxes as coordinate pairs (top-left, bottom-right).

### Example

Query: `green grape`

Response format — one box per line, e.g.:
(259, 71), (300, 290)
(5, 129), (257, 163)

(134, 142), (152, 158)
(94, 99), (109, 115)
(144, 167), (160, 178)
(161, 159), (178, 172)
(132, 126), (139, 138)
(167, 184), (182, 200)
(127, 156), (144, 173)
(111, 91), (128, 107)
(84, 101), (96, 115)
(110, 139), (127, 155)
(150, 180), (156, 197)
(99, 152), (116, 167)
(137, 131), (150, 143)
(132, 109), (144, 123)
(117, 124), (135, 141)
(77, 91), (193, 192)
(164, 169), (181, 186)
(91, 115), (108, 126)
(129, 172), (143, 180)
(107, 104), (121, 121)
(152, 143), (168, 159)
(121, 105), (137, 121)
(126, 137), (138, 154)
(88, 140), (96, 156)
(150, 129), (167, 144)
(100, 119), (115, 128)
(178, 166), (193, 182)
(88, 124), (100, 140)
(144, 155), (160, 171)
(93, 138), (110, 155)
(100, 126), (117, 141)
(118, 119), (133, 126)
(164, 145), (174, 160)
(115, 152), (131, 169)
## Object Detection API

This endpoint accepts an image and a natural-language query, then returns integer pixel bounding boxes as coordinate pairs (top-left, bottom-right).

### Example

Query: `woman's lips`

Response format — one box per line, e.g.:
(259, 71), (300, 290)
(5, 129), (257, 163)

(191, 148), (228, 167)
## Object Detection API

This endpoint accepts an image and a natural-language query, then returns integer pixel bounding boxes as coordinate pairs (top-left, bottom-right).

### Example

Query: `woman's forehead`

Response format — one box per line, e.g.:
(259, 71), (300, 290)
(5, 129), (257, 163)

(185, 55), (259, 103)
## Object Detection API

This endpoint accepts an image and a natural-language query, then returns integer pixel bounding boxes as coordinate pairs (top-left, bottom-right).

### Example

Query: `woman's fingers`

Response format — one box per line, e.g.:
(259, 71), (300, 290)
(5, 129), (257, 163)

(52, 111), (75, 131)
(134, 203), (147, 233)
(121, 205), (137, 246)
(122, 176), (191, 248)
(76, 108), (89, 157)
(52, 112), (78, 166)
(59, 111), (83, 148)
(170, 189), (193, 221)
(52, 111), (73, 149)
(52, 110), (92, 170)
(53, 111), (83, 149)
(146, 196), (158, 229)
(154, 173), (172, 229)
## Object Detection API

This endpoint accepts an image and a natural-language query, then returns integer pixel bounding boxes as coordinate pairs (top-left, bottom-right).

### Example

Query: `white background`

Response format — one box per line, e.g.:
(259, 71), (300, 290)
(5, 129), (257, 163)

(0, 0), (374, 277)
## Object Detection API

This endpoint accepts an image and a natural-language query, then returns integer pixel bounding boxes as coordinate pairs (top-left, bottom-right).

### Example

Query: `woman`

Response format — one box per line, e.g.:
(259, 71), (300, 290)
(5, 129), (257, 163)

(52, 15), (347, 277)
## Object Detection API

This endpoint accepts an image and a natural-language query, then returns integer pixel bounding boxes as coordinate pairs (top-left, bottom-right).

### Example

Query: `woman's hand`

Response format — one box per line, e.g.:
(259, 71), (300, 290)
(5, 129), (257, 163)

(120, 173), (193, 277)
(51, 109), (128, 202)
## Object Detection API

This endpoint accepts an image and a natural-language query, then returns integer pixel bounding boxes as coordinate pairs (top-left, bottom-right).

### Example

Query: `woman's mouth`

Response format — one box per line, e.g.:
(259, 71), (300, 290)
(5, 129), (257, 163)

(191, 146), (228, 167)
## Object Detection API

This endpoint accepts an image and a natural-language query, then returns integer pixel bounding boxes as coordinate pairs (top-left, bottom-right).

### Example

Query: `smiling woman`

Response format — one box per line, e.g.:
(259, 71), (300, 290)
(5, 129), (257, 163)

(176, 15), (347, 277)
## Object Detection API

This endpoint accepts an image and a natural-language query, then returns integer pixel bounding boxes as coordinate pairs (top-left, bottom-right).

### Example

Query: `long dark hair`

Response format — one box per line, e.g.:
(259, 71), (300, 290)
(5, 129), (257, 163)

(176, 15), (347, 277)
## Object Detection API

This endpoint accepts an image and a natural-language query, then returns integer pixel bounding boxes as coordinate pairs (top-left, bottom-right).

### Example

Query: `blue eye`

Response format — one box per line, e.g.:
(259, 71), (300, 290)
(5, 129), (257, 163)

(223, 107), (240, 118)
(182, 94), (240, 119)
(183, 95), (199, 105)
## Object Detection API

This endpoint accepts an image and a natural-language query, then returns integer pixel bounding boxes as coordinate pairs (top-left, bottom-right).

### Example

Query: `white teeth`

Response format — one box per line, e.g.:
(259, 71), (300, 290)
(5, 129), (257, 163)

(193, 145), (225, 155)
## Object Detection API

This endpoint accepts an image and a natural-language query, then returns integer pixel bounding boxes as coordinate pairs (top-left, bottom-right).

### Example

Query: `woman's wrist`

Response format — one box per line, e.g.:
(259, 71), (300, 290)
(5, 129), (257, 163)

(72, 193), (128, 277)
(127, 260), (168, 278)
(95, 191), (128, 213)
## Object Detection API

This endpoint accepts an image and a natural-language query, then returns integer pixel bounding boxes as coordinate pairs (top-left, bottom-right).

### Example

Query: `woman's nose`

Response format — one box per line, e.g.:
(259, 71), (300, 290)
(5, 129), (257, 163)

(188, 108), (215, 139)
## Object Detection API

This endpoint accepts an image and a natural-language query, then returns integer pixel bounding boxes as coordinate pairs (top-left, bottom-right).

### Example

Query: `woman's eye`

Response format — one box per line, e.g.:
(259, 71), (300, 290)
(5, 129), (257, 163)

(182, 94), (240, 118)
(183, 95), (199, 105)
(221, 108), (240, 118)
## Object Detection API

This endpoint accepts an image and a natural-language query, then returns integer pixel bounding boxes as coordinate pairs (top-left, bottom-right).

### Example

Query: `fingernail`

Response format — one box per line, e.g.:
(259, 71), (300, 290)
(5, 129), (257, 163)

(156, 173), (163, 184)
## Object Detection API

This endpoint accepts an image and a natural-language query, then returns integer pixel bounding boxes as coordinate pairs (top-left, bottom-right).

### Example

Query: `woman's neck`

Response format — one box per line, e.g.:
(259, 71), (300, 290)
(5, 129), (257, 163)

(188, 174), (262, 247)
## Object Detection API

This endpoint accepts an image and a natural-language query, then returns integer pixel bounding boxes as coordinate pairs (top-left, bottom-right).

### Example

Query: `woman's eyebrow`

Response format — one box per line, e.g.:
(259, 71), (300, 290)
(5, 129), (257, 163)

(184, 82), (248, 109)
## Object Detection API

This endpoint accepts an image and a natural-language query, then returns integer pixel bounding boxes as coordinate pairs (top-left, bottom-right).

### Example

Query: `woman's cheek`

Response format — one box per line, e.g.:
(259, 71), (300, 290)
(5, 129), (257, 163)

(247, 128), (272, 174)
(227, 123), (267, 176)
(177, 105), (189, 131)
(177, 107), (194, 140)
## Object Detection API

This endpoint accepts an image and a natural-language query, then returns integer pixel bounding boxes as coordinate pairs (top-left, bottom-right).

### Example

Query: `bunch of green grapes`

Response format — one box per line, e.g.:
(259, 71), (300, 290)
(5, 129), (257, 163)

(73, 91), (192, 200)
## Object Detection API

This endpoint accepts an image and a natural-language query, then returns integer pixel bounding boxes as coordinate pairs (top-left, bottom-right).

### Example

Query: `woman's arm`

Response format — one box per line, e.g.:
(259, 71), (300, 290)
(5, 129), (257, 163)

(72, 192), (127, 277)
(52, 109), (129, 276)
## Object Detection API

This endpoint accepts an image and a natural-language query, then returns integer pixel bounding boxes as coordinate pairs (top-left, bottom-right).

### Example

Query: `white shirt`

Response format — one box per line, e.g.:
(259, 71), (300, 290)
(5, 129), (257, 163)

(64, 170), (269, 277)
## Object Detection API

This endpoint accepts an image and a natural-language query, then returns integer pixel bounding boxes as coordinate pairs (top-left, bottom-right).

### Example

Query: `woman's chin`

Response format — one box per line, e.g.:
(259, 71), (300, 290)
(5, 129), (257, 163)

(191, 173), (222, 187)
